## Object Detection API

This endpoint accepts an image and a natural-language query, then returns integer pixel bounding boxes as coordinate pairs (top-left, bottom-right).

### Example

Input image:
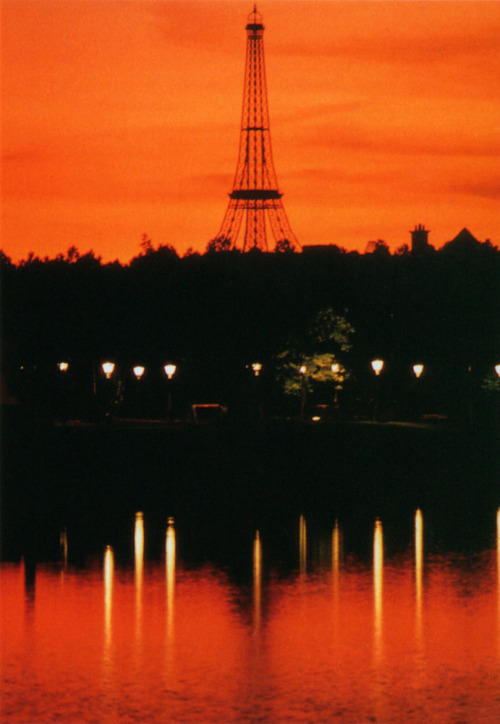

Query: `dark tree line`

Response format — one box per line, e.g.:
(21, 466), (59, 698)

(1, 236), (499, 423)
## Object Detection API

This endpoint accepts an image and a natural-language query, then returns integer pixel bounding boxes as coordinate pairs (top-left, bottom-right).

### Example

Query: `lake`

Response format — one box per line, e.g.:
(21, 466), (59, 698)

(2, 508), (500, 723)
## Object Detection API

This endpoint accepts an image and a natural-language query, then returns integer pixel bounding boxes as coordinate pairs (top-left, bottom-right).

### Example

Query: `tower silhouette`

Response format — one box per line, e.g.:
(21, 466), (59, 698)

(212, 6), (299, 252)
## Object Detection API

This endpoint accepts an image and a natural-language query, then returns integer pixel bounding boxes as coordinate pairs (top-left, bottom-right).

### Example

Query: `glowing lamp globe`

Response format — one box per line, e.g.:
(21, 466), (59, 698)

(133, 365), (145, 380)
(252, 362), (262, 376)
(299, 365), (307, 375)
(413, 364), (424, 378)
(495, 364), (500, 378)
(164, 364), (177, 380)
(102, 361), (115, 379)
(58, 361), (69, 372)
(331, 363), (340, 374)
(371, 359), (384, 376)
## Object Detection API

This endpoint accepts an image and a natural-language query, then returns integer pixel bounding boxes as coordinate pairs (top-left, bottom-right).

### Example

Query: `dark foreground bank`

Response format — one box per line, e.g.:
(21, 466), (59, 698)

(1, 413), (498, 565)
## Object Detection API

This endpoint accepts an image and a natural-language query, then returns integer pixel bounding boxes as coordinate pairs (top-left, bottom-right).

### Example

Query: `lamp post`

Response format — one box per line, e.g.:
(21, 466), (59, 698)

(299, 365), (307, 418)
(251, 363), (263, 419)
(331, 362), (340, 411)
(131, 365), (146, 418)
(371, 359), (384, 421)
(100, 361), (116, 420)
(164, 363), (177, 419)
(411, 363), (425, 420)
(57, 361), (70, 423)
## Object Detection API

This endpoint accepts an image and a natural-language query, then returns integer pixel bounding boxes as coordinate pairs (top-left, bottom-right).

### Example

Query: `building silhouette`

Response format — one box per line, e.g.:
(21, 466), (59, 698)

(410, 224), (431, 254)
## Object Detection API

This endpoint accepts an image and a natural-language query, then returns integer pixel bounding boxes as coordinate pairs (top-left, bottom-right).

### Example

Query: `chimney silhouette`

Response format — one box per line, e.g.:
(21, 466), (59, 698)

(410, 224), (430, 254)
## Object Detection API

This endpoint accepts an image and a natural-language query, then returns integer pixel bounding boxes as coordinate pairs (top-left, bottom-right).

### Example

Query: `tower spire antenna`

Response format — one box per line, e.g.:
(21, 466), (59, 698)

(210, 8), (299, 252)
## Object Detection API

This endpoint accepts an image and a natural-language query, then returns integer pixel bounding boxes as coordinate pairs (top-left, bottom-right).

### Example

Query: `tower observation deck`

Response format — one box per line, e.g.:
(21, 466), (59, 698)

(211, 6), (299, 252)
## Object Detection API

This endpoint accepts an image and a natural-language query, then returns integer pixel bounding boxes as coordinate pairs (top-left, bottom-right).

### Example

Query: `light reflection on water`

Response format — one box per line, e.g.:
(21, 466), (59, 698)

(2, 511), (500, 723)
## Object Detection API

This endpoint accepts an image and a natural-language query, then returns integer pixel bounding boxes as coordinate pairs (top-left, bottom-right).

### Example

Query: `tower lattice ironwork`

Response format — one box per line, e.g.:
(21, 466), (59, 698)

(212, 6), (299, 252)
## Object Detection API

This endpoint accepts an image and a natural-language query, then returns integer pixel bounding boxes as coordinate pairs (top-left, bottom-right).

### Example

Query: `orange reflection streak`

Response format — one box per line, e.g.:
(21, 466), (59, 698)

(332, 520), (341, 580)
(497, 508), (500, 655)
(165, 517), (176, 663)
(60, 528), (68, 568)
(134, 512), (144, 640)
(253, 531), (262, 638)
(373, 519), (384, 659)
(299, 515), (307, 575)
(497, 508), (500, 585)
(103, 545), (114, 659)
(3, 539), (500, 722)
(332, 521), (342, 633)
(415, 509), (424, 640)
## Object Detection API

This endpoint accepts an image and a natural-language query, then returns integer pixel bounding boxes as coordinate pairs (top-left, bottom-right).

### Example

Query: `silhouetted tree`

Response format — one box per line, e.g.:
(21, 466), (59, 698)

(206, 236), (232, 253)
(274, 238), (295, 254)
(275, 308), (354, 404)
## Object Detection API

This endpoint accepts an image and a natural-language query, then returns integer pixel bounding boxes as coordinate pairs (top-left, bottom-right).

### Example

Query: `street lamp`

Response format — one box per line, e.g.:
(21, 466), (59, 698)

(252, 362), (262, 377)
(331, 362), (340, 411)
(163, 363), (177, 380)
(495, 364), (500, 378)
(371, 359), (384, 376)
(164, 363), (177, 419)
(413, 363), (424, 379)
(370, 359), (384, 421)
(102, 361), (115, 379)
(58, 361), (69, 372)
(299, 365), (307, 418)
(133, 365), (145, 380)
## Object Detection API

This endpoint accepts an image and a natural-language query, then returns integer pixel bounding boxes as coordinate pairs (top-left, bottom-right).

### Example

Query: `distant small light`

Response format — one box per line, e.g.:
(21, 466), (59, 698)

(252, 362), (262, 376)
(331, 362), (340, 374)
(133, 365), (145, 380)
(413, 363), (424, 378)
(102, 361), (115, 379)
(164, 363), (177, 380)
(312, 416), (321, 422)
(371, 359), (384, 376)
(299, 365), (307, 375)
(495, 364), (500, 378)
(58, 361), (69, 372)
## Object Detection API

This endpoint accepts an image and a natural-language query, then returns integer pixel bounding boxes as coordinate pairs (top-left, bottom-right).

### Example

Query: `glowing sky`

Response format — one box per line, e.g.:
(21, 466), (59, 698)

(2, 1), (499, 261)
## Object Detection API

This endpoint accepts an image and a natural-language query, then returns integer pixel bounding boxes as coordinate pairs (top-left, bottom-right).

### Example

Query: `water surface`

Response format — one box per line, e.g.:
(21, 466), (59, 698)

(3, 511), (500, 723)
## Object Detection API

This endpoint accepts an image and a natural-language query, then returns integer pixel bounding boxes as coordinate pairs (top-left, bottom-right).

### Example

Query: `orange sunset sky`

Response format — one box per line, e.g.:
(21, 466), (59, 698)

(2, 0), (499, 262)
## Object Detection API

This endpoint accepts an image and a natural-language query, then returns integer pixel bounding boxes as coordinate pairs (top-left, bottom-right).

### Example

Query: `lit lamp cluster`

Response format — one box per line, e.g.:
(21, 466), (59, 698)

(55, 361), (178, 380)
(55, 359), (500, 382)
(370, 359), (425, 378)
(101, 362), (177, 380)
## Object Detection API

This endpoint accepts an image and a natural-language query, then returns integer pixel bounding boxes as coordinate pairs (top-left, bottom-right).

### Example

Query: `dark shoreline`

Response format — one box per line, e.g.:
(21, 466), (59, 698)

(2, 414), (498, 565)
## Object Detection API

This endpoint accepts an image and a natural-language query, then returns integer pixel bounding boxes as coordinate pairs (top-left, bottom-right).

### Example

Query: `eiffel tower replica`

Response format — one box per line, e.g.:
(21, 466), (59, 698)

(211, 6), (300, 252)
